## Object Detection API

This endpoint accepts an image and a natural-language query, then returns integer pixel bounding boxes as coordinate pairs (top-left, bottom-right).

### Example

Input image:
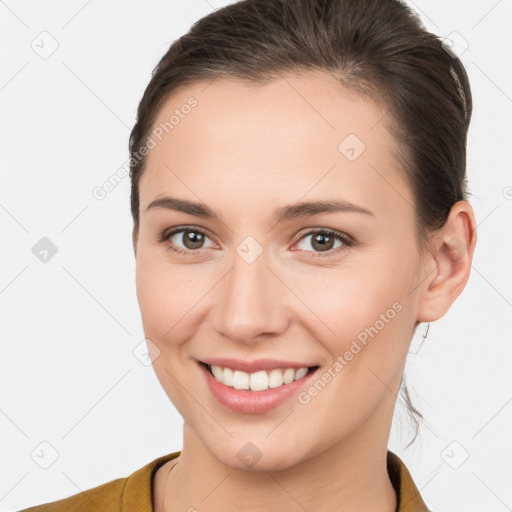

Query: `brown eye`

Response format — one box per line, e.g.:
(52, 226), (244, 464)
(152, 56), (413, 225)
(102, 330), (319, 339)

(159, 227), (215, 255)
(295, 229), (353, 257)
(311, 232), (335, 252)
(180, 230), (206, 250)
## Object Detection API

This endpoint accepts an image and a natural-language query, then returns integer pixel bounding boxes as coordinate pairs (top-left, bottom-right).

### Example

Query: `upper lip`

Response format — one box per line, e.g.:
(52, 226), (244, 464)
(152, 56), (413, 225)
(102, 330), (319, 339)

(199, 357), (318, 373)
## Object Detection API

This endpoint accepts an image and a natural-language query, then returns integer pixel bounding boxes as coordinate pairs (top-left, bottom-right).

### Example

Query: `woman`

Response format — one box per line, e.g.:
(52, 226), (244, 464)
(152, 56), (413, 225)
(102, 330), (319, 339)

(20, 0), (475, 510)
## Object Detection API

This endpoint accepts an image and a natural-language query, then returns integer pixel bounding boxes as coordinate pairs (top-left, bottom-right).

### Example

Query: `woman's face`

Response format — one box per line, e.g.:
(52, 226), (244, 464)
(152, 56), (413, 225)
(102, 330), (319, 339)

(134, 71), (428, 470)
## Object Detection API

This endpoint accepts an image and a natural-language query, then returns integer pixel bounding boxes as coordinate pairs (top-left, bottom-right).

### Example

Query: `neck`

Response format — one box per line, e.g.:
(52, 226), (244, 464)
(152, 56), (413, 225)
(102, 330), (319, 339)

(159, 412), (398, 512)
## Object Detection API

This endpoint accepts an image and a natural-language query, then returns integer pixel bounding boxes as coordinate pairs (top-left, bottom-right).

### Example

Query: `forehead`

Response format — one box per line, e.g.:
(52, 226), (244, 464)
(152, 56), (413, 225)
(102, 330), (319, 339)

(138, 71), (412, 219)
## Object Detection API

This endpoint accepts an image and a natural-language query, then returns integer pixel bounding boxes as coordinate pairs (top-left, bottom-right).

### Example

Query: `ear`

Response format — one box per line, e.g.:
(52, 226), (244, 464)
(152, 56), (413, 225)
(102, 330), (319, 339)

(416, 200), (477, 323)
(132, 226), (138, 257)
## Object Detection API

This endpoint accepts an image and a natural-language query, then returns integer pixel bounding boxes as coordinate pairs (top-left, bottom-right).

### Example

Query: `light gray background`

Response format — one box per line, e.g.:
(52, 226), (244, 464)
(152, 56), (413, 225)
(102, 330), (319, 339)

(1, 1), (511, 511)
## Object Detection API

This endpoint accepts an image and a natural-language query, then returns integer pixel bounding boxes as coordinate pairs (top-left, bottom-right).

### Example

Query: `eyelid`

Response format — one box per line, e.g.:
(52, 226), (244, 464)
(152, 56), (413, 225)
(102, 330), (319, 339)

(294, 227), (354, 245)
(158, 225), (215, 243)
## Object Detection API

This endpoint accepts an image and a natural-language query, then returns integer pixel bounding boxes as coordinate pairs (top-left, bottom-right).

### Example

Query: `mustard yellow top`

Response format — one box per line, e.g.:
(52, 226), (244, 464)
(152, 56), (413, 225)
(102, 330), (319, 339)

(19, 450), (431, 511)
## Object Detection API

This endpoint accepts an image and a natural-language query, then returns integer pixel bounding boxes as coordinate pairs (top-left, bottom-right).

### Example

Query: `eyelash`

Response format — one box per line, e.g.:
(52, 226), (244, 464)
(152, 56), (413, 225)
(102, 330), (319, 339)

(157, 226), (355, 258)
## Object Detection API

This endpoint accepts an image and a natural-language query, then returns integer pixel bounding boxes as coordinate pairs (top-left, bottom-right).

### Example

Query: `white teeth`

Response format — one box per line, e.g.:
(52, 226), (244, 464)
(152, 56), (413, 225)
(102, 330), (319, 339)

(249, 370), (268, 391)
(209, 365), (312, 391)
(268, 369), (283, 388)
(232, 370), (249, 390)
(294, 367), (308, 380)
(223, 367), (234, 387)
(283, 368), (295, 384)
(211, 365), (223, 381)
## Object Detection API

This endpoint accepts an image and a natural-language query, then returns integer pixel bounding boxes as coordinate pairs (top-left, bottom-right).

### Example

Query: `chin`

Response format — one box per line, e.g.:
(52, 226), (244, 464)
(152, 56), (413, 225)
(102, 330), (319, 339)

(200, 433), (313, 473)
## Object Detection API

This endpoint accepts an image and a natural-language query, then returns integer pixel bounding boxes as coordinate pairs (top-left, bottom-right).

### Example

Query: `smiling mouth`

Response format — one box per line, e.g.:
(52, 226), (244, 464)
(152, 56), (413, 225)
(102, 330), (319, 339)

(200, 362), (319, 392)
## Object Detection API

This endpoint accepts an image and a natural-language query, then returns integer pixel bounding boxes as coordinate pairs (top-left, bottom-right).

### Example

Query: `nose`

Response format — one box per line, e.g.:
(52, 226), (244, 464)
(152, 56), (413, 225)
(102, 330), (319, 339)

(211, 248), (290, 344)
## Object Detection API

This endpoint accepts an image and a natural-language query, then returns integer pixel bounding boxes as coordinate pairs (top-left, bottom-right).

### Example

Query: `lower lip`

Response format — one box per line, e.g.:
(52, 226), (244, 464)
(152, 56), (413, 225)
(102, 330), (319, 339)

(198, 362), (319, 414)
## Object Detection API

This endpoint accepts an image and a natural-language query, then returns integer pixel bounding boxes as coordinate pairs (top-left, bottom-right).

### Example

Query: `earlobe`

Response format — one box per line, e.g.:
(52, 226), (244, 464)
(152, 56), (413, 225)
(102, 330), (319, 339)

(417, 201), (477, 323)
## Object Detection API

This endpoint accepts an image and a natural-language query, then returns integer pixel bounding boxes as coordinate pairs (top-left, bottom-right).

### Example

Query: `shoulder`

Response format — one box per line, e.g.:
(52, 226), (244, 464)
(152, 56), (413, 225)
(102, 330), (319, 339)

(18, 477), (127, 512)
(387, 450), (433, 512)
(18, 451), (181, 512)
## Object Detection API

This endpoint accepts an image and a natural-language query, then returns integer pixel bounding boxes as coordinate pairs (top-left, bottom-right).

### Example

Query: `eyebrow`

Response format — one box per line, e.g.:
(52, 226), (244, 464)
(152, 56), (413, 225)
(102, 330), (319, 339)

(145, 196), (374, 224)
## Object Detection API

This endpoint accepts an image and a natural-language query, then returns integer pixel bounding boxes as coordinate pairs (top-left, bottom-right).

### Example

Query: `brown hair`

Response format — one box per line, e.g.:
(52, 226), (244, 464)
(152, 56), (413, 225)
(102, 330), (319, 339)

(128, 0), (472, 445)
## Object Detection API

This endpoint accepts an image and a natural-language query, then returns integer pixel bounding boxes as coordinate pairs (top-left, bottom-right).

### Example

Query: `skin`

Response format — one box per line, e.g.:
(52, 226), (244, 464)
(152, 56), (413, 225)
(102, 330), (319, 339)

(132, 70), (476, 512)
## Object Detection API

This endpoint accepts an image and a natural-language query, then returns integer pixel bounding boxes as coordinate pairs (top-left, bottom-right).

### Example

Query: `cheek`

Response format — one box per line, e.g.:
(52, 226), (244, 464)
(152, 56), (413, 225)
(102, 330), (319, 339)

(135, 258), (203, 414)
(136, 264), (175, 337)
(285, 260), (405, 333)
(135, 253), (214, 345)
(293, 273), (412, 431)
(285, 254), (414, 377)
